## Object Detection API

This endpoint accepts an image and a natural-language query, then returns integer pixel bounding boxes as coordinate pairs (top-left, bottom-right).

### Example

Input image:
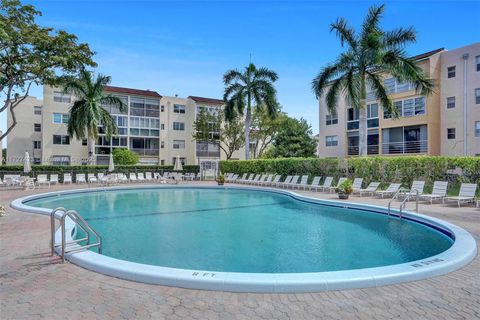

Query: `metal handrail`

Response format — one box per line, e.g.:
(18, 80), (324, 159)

(50, 207), (102, 262)
(387, 189), (404, 216)
(387, 188), (419, 219)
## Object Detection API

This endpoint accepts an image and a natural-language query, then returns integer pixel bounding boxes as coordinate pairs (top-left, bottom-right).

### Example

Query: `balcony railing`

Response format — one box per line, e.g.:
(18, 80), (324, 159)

(382, 140), (428, 154)
(131, 148), (159, 156)
(196, 150), (221, 157)
(347, 145), (379, 156)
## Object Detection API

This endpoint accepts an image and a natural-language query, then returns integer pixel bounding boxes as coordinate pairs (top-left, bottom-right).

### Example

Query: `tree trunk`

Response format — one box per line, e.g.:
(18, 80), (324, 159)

(245, 108), (251, 160)
(358, 104), (368, 156)
(87, 137), (96, 165)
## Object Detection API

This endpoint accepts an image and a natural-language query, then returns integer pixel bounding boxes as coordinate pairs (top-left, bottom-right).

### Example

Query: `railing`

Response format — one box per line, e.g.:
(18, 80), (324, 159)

(196, 150), (221, 157)
(382, 140), (428, 154)
(51, 207), (102, 263)
(131, 148), (159, 156)
(348, 145), (379, 155)
(388, 189), (419, 219)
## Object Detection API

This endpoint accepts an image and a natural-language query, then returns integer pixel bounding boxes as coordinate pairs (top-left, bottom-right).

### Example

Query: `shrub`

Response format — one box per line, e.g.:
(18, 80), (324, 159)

(112, 148), (139, 165)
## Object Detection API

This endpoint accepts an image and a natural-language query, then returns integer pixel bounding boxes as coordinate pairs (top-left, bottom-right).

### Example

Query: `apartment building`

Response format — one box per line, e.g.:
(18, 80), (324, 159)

(318, 43), (480, 157)
(6, 85), (244, 166)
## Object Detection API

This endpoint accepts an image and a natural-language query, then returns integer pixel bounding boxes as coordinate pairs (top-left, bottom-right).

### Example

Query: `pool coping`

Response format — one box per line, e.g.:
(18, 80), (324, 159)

(11, 184), (477, 293)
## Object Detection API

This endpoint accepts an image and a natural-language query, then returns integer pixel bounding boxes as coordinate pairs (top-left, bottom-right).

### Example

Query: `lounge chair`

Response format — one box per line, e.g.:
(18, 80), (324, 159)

(76, 174), (86, 184)
(257, 174), (272, 186)
(351, 178), (363, 191)
(402, 180), (425, 199)
(317, 177), (333, 192)
(255, 174), (269, 185)
(129, 173), (138, 183)
(236, 173), (248, 184)
(354, 182), (380, 196)
(50, 174), (59, 185)
(328, 177), (347, 193)
(306, 176), (322, 191)
(294, 175), (309, 189)
(443, 183), (477, 207)
(248, 174), (262, 185)
(97, 173), (108, 185)
(118, 173), (129, 183)
(63, 173), (72, 184)
(374, 183), (402, 198)
(137, 172), (146, 182)
(87, 173), (98, 184)
(278, 175), (293, 188)
(419, 181), (448, 204)
(24, 178), (35, 190)
(36, 174), (50, 187)
(229, 174), (239, 183)
(145, 172), (153, 181)
(266, 175), (282, 187)
(284, 175), (299, 189)
(239, 173), (253, 184)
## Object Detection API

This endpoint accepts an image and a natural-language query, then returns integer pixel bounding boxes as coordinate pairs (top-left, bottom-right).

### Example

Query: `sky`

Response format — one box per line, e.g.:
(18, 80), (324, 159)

(1, 0), (479, 139)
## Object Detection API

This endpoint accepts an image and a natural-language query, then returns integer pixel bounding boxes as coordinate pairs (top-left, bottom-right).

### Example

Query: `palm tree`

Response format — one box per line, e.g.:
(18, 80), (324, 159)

(223, 63), (279, 160)
(312, 4), (434, 156)
(64, 70), (127, 164)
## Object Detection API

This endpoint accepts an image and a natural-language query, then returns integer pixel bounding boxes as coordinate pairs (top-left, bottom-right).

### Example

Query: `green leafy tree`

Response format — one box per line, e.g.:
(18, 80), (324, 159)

(112, 148), (139, 165)
(223, 63), (279, 160)
(265, 117), (316, 158)
(250, 107), (287, 158)
(219, 115), (245, 160)
(312, 4), (433, 156)
(64, 70), (127, 164)
(0, 0), (96, 142)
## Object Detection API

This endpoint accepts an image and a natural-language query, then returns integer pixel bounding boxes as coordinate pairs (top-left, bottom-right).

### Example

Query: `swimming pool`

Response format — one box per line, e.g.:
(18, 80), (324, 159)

(12, 186), (477, 292)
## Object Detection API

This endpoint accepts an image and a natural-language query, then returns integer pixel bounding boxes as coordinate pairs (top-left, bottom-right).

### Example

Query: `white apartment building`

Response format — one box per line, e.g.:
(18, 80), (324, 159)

(317, 43), (480, 157)
(6, 85), (244, 166)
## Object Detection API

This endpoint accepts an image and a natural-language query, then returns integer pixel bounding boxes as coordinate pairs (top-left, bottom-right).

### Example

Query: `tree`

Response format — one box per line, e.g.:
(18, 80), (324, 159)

(64, 70), (127, 164)
(112, 148), (138, 165)
(223, 63), (279, 160)
(192, 108), (245, 160)
(250, 107), (287, 158)
(312, 4), (433, 156)
(265, 117), (316, 158)
(0, 0), (96, 142)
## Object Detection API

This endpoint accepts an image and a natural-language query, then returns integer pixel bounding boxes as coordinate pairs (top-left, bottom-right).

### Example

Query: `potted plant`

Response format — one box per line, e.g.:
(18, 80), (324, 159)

(216, 174), (225, 186)
(335, 179), (353, 199)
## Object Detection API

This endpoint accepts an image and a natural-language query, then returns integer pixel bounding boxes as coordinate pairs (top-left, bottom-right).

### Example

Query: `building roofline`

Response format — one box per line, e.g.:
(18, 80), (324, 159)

(410, 47), (445, 61)
(188, 96), (224, 105)
(104, 86), (162, 98)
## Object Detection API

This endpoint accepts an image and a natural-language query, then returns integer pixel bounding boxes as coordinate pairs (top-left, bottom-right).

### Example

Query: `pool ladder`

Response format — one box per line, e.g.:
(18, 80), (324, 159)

(387, 189), (419, 219)
(50, 207), (102, 263)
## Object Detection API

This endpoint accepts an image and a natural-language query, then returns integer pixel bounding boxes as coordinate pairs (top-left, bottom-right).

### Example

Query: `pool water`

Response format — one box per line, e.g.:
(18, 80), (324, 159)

(26, 188), (453, 273)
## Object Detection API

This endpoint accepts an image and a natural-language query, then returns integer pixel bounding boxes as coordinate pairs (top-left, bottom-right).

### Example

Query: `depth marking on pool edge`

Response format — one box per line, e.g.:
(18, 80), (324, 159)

(192, 272), (216, 277)
(411, 258), (444, 268)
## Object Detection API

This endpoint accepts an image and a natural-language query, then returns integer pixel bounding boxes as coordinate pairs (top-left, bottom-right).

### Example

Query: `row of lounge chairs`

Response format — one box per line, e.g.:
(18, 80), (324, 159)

(224, 173), (478, 207)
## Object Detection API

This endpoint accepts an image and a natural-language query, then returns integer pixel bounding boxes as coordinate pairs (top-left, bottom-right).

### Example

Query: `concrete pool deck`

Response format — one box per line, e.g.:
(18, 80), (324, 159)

(1, 182), (479, 319)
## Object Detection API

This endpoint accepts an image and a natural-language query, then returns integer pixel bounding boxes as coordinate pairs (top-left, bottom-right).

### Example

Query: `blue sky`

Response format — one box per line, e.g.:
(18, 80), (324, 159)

(2, 0), (479, 137)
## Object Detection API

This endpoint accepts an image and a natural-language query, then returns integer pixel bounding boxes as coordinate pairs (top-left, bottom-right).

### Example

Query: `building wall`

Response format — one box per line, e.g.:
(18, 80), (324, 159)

(440, 42), (480, 156)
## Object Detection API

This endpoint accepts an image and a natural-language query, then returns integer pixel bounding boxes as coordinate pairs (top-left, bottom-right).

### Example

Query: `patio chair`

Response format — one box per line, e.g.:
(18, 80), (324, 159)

(351, 178), (363, 191)
(235, 173), (248, 183)
(50, 174), (59, 185)
(257, 174), (272, 186)
(248, 174), (262, 185)
(267, 175), (282, 187)
(145, 172), (153, 181)
(97, 173), (108, 185)
(254, 174), (268, 185)
(137, 172), (146, 182)
(63, 173), (72, 184)
(353, 182), (380, 196)
(307, 176), (322, 191)
(87, 173), (98, 184)
(443, 183), (477, 207)
(76, 174), (86, 184)
(278, 175), (293, 188)
(328, 177), (347, 193)
(317, 177), (333, 192)
(419, 181), (448, 204)
(402, 180), (425, 199)
(294, 175), (309, 189)
(24, 178), (35, 190)
(118, 173), (129, 184)
(284, 175), (299, 189)
(129, 173), (138, 183)
(374, 183), (402, 198)
(228, 174), (239, 183)
(36, 174), (50, 187)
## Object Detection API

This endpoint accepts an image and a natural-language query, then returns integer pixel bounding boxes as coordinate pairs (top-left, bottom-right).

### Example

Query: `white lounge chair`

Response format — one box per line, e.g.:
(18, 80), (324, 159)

(351, 178), (363, 191)
(257, 174), (272, 186)
(97, 173), (108, 185)
(240, 173), (254, 184)
(294, 175), (309, 189)
(284, 175), (299, 189)
(50, 174), (59, 185)
(374, 183), (402, 198)
(248, 174), (262, 185)
(328, 177), (347, 193)
(76, 174), (86, 184)
(317, 177), (333, 192)
(129, 173), (138, 183)
(402, 180), (425, 199)
(235, 173), (247, 183)
(228, 174), (239, 183)
(118, 173), (129, 184)
(145, 172), (153, 181)
(137, 172), (146, 182)
(443, 183), (477, 207)
(24, 178), (35, 190)
(87, 173), (98, 184)
(278, 175), (292, 188)
(419, 181), (448, 204)
(266, 175), (281, 187)
(63, 173), (72, 184)
(354, 182), (380, 196)
(307, 176), (322, 191)
(255, 174), (268, 185)
(36, 174), (50, 187)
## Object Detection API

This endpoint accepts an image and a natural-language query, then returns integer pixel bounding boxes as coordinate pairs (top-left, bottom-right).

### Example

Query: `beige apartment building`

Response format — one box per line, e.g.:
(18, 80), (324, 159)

(7, 85), (244, 167)
(317, 43), (480, 158)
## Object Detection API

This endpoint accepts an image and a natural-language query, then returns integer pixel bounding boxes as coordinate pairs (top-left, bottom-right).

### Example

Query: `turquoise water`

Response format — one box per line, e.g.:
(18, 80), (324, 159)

(26, 188), (453, 273)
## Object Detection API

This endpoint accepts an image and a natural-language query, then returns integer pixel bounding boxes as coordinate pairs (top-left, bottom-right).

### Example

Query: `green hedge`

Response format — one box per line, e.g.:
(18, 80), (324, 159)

(220, 156), (480, 195)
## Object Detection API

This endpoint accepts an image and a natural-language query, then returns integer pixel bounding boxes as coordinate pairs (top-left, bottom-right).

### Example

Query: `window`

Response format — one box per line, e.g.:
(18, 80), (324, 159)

(475, 121), (480, 137)
(172, 157), (186, 166)
(51, 155), (70, 166)
(325, 135), (338, 147)
(447, 128), (456, 140)
(34, 123), (41, 132)
(160, 160), (165, 165)
(34, 106), (42, 115)
(385, 96), (425, 118)
(447, 66), (456, 78)
(161, 105), (165, 112)
(173, 140), (185, 149)
(161, 141), (165, 148)
(173, 104), (186, 113)
(414, 97), (426, 115)
(82, 139), (88, 146)
(384, 78), (396, 93)
(446, 97), (456, 109)
(161, 123), (165, 130)
(383, 77), (412, 94)
(53, 113), (69, 124)
(53, 91), (71, 103)
(476, 56), (480, 72)
(173, 122), (185, 131)
(325, 113), (338, 126)
(476, 88), (480, 104)
(33, 141), (41, 149)
(367, 103), (379, 128)
(53, 135), (70, 145)
(33, 158), (41, 165)
(347, 108), (359, 130)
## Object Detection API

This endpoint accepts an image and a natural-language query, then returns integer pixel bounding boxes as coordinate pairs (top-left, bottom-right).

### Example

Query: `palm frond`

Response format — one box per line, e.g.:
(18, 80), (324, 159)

(254, 67), (279, 82)
(330, 17), (357, 48)
(223, 69), (244, 85)
(366, 71), (395, 117)
(325, 77), (344, 115)
(361, 4), (384, 38)
(384, 26), (417, 48)
(98, 95), (127, 112)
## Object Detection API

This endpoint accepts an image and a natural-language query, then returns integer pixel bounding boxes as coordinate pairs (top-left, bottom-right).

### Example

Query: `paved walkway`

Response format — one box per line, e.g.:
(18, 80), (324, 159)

(1, 183), (479, 320)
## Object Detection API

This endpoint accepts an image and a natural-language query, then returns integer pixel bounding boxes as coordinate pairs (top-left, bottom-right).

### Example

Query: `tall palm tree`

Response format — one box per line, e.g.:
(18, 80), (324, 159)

(223, 63), (279, 160)
(312, 4), (434, 156)
(64, 70), (126, 164)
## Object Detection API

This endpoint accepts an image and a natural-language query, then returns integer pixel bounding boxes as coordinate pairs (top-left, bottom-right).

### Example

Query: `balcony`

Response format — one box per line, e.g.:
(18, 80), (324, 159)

(131, 148), (159, 156)
(347, 145), (380, 156)
(382, 140), (428, 154)
(196, 141), (220, 158)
